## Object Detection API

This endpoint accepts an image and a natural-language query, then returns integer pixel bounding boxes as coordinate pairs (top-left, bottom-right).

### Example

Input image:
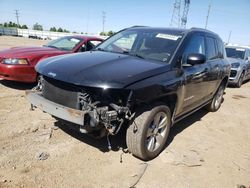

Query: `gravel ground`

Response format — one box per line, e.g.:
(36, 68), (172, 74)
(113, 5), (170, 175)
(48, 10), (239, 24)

(0, 36), (250, 188)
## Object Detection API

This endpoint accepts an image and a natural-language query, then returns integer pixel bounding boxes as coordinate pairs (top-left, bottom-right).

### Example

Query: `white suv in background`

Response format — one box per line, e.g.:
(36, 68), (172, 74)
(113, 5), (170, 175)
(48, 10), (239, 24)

(225, 45), (250, 87)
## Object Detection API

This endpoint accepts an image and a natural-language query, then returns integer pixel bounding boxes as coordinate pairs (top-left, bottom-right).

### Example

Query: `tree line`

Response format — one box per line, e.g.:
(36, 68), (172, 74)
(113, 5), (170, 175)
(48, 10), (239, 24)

(100, 31), (115, 36)
(0, 21), (115, 36)
(0, 22), (28, 29)
(0, 22), (69, 32)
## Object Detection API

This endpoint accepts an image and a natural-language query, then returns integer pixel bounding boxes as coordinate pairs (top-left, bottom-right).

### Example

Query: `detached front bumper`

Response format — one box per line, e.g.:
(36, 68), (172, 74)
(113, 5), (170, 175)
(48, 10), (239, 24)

(26, 90), (86, 125)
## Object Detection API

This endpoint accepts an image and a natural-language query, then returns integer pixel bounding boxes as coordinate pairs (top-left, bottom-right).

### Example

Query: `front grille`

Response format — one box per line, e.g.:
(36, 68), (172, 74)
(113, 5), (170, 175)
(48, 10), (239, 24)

(230, 70), (237, 78)
(42, 76), (80, 109)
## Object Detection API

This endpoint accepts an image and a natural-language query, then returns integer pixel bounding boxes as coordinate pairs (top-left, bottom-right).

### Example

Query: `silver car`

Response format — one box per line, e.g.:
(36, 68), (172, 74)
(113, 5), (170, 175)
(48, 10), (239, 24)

(225, 46), (250, 87)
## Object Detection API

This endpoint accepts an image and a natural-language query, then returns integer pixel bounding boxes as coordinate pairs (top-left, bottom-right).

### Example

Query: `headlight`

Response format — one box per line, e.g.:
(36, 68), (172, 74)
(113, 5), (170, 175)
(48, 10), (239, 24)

(231, 62), (240, 68)
(3, 58), (29, 65)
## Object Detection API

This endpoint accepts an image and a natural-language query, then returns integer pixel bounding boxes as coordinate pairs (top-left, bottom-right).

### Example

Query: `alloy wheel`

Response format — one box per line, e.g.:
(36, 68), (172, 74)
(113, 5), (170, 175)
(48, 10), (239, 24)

(146, 111), (168, 152)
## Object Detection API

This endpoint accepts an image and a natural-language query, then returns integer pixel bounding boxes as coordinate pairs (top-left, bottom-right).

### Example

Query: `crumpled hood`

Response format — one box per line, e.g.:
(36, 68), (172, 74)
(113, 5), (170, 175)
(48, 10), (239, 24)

(36, 51), (170, 89)
(0, 46), (66, 58)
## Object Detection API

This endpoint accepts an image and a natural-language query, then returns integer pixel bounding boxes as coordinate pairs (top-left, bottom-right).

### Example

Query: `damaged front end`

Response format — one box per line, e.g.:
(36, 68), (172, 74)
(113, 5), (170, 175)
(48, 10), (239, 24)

(27, 76), (134, 137)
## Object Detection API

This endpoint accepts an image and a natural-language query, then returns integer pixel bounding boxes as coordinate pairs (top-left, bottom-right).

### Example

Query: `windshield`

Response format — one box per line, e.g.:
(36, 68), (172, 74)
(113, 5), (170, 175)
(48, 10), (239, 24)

(226, 47), (245, 59)
(96, 29), (183, 63)
(45, 36), (83, 51)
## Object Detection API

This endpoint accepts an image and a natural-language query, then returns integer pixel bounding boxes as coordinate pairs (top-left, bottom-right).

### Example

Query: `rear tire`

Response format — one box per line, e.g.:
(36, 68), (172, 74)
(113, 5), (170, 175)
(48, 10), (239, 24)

(207, 84), (225, 112)
(126, 104), (171, 160)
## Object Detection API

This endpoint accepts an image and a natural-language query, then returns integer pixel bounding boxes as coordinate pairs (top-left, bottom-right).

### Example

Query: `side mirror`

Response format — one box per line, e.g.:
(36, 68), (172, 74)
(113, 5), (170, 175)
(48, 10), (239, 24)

(187, 53), (206, 66)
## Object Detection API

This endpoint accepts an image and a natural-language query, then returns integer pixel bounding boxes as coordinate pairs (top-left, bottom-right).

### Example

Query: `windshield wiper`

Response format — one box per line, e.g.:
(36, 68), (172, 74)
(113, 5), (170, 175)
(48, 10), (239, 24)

(119, 50), (145, 59)
(47, 45), (59, 50)
(131, 53), (145, 59)
(94, 47), (106, 52)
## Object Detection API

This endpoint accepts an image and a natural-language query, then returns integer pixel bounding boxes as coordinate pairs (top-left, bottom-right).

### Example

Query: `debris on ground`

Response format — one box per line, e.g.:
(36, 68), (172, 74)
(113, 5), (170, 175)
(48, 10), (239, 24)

(130, 163), (148, 188)
(36, 152), (50, 160)
(163, 149), (205, 167)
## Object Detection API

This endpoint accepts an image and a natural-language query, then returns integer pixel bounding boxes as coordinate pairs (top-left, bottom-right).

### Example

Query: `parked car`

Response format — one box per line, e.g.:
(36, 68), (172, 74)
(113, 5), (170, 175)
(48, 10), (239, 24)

(225, 46), (250, 87)
(0, 36), (103, 82)
(27, 27), (230, 160)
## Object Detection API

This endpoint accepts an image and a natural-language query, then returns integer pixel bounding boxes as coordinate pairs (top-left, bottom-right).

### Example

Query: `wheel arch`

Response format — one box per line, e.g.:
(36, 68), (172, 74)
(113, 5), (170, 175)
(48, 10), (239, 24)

(133, 93), (178, 124)
(156, 94), (178, 117)
(221, 75), (229, 87)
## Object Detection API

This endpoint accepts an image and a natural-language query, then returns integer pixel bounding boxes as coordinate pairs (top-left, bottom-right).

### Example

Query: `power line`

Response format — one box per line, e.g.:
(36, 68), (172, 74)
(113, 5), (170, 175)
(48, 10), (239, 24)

(170, 0), (181, 27)
(227, 30), (232, 44)
(181, 0), (190, 28)
(14, 10), (20, 26)
(86, 8), (89, 34)
(102, 11), (106, 33)
(170, 0), (190, 28)
(205, 1), (211, 29)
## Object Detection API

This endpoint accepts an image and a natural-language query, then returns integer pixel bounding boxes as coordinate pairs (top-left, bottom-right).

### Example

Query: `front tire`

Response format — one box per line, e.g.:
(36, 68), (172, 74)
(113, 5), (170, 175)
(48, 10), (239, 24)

(126, 105), (171, 160)
(236, 71), (245, 88)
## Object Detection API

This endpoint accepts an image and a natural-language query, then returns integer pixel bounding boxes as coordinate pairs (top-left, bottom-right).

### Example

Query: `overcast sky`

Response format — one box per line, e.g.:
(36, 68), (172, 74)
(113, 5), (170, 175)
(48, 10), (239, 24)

(0, 0), (249, 45)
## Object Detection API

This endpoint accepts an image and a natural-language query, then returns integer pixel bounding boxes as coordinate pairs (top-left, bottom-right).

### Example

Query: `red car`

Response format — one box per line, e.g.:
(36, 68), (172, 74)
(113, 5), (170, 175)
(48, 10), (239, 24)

(0, 36), (103, 82)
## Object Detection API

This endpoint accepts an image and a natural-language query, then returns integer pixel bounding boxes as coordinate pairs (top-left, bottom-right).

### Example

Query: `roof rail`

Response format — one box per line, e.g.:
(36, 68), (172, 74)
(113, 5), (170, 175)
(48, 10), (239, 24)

(130, 25), (148, 28)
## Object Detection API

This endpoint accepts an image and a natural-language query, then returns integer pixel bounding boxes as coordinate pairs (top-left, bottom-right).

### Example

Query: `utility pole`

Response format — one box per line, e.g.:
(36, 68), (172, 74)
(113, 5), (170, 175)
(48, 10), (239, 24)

(102, 11), (106, 33)
(14, 10), (20, 26)
(205, 1), (211, 29)
(227, 30), (232, 44)
(86, 8), (89, 34)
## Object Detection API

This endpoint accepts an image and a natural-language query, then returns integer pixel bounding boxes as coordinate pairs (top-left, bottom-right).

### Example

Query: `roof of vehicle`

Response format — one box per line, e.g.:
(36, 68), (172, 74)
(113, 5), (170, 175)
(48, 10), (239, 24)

(65, 35), (104, 40)
(190, 27), (219, 36)
(126, 26), (186, 33)
(226, 45), (250, 50)
(125, 26), (220, 39)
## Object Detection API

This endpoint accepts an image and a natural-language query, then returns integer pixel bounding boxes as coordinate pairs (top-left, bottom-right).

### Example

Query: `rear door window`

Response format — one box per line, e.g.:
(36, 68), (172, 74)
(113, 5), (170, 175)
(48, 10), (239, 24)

(86, 40), (103, 51)
(206, 37), (218, 60)
(217, 39), (225, 59)
(245, 49), (250, 60)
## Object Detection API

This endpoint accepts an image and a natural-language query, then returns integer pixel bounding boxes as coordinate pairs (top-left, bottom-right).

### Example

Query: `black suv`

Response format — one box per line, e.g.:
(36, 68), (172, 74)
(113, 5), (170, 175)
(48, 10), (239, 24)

(27, 27), (230, 160)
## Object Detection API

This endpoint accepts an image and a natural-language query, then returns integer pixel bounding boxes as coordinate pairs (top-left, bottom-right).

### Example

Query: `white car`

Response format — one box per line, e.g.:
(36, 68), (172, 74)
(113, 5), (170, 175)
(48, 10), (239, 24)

(225, 46), (250, 87)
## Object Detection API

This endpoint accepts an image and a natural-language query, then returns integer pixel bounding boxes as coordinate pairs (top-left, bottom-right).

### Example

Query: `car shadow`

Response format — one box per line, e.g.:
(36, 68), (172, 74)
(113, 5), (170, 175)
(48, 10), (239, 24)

(55, 108), (209, 154)
(55, 121), (127, 153)
(0, 80), (36, 90)
(227, 79), (250, 88)
(165, 108), (209, 147)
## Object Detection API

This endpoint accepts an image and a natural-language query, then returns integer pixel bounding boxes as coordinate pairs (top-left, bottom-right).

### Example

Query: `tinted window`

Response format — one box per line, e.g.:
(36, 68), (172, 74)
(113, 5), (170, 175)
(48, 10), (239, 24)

(184, 35), (205, 55)
(225, 47), (246, 59)
(97, 29), (184, 63)
(86, 40), (102, 51)
(217, 39), (225, 58)
(206, 37), (217, 60)
(245, 50), (250, 60)
(45, 36), (83, 51)
(111, 33), (137, 51)
(89, 40), (102, 47)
